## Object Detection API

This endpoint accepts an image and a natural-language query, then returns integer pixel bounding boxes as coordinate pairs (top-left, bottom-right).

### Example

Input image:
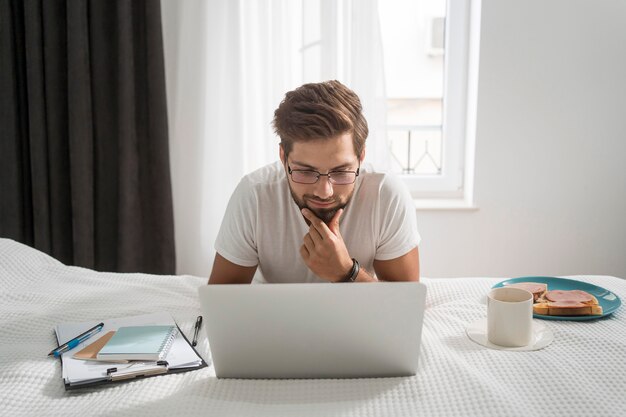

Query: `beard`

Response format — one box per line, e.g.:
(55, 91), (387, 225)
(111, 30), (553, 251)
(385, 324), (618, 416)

(288, 187), (354, 224)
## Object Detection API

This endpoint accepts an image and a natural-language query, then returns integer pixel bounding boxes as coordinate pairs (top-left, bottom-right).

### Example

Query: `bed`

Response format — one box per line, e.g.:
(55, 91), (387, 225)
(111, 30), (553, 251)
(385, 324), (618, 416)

(1, 238), (624, 416)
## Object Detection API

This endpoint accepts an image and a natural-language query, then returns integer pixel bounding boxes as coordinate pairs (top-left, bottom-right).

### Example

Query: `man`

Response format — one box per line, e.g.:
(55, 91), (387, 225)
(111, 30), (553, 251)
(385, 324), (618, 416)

(209, 80), (420, 284)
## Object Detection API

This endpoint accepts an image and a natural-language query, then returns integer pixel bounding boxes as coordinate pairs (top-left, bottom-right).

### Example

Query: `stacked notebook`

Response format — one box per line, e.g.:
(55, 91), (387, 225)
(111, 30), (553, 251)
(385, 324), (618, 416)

(95, 325), (178, 361)
(55, 312), (207, 389)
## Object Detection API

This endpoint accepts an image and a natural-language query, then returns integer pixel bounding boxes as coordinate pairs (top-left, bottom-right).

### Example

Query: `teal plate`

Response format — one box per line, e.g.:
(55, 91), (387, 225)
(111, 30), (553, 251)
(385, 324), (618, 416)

(492, 276), (622, 321)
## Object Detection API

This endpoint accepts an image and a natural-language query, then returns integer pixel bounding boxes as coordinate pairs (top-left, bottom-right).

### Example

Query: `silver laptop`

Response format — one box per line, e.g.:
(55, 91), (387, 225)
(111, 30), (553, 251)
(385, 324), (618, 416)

(198, 282), (427, 379)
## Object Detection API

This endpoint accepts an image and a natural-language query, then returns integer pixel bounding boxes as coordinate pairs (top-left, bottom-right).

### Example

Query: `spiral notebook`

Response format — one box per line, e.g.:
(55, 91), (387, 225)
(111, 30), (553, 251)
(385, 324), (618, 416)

(96, 325), (178, 361)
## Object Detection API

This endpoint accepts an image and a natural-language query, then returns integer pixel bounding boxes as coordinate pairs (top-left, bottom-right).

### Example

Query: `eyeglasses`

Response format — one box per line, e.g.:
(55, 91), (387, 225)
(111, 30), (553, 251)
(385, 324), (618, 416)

(287, 164), (360, 185)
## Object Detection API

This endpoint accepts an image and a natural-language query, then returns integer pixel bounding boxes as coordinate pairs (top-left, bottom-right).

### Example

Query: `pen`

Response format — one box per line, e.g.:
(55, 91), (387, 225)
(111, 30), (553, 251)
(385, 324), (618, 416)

(48, 322), (104, 357)
(192, 316), (202, 347)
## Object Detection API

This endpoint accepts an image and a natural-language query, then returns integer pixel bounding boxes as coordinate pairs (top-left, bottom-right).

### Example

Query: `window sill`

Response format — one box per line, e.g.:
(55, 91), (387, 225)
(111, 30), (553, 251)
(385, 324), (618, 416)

(413, 198), (479, 211)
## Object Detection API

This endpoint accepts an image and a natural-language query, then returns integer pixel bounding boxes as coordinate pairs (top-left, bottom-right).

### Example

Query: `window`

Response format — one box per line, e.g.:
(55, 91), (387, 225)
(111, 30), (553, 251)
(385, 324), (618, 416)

(380, 0), (479, 202)
(295, 0), (479, 204)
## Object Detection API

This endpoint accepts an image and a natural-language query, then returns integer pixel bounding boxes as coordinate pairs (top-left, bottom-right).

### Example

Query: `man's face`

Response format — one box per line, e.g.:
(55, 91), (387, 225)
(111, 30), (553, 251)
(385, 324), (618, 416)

(281, 133), (363, 224)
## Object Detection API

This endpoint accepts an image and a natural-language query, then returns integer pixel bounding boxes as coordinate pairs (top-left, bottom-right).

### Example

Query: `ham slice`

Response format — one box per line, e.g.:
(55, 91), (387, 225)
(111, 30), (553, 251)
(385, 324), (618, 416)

(545, 290), (594, 303)
(505, 282), (547, 294)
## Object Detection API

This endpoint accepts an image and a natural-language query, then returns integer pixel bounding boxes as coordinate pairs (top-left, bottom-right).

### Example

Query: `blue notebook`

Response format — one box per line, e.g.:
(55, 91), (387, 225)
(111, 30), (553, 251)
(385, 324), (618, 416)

(97, 325), (178, 361)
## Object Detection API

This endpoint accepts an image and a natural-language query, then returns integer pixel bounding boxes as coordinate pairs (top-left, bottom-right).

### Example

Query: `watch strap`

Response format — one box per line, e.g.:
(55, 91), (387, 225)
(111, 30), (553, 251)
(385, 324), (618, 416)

(341, 258), (360, 282)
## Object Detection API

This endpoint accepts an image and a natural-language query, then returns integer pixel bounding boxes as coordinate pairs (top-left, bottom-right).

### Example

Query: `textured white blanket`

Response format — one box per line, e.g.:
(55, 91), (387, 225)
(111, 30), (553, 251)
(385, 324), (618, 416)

(0, 238), (624, 417)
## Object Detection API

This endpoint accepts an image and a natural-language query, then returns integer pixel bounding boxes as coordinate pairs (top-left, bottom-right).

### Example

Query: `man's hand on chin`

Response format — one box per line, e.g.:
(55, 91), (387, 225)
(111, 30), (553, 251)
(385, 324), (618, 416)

(299, 208), (353, 282)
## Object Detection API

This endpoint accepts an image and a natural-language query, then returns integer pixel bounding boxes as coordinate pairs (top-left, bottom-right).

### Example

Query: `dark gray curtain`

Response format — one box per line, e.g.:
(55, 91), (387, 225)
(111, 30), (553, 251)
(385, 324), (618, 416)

(0, 0), (176, 274)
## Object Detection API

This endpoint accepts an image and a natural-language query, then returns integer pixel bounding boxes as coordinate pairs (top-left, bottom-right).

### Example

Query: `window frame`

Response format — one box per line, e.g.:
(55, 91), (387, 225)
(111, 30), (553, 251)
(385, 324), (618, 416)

(398, 0), (479, 203)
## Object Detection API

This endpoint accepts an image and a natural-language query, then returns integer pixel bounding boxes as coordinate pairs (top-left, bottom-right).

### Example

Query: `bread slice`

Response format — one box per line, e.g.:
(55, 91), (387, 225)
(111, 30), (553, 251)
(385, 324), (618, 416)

(533, 292), (602, 316)
(533, 302), (603, 316)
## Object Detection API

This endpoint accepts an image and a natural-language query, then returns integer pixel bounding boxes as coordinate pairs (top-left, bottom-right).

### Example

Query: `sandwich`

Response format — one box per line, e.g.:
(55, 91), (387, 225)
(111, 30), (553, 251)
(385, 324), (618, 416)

(504, 282), (602, 316)
(533, 289), (602, 316)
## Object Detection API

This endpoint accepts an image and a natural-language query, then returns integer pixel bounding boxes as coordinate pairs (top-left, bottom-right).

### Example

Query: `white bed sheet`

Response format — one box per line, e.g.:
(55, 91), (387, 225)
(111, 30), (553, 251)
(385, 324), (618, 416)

(0, 238), (624, 417)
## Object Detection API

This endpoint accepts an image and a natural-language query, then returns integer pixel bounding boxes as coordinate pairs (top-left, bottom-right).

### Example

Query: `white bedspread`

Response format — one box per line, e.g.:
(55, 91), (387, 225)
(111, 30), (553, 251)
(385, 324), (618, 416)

(1, 238), (624, 417)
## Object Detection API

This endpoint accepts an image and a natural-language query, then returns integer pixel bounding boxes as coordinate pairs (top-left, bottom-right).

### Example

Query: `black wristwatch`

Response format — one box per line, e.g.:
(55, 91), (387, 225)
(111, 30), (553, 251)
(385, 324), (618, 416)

(340, 258), (360, 282)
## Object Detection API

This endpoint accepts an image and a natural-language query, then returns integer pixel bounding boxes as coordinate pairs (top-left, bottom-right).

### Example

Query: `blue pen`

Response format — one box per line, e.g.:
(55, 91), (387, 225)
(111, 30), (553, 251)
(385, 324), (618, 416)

(48, 322), (104, 358)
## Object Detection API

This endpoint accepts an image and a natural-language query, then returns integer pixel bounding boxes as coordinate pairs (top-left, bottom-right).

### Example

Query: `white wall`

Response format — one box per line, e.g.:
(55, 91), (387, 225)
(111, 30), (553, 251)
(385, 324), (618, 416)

(418, 0), (626, 277)
(162, 0), (626, 279)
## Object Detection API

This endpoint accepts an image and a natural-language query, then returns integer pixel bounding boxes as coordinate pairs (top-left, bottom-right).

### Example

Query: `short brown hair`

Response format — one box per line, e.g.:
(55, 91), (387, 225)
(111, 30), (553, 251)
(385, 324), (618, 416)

(273, 80), (368, 158)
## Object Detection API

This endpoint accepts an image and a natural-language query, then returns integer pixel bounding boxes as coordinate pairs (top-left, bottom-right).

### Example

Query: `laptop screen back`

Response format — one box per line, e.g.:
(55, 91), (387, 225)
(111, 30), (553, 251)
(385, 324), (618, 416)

(198, 282), (427, 379)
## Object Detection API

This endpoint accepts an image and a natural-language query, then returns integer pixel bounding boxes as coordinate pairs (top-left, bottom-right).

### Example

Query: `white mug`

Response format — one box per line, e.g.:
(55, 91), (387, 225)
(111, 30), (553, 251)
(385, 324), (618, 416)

(487, 287), (533, 347)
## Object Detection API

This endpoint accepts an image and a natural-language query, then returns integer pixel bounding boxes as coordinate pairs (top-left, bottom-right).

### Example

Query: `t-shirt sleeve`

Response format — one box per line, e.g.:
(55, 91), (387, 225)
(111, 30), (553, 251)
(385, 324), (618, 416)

(214, 178), (259, 267)
(375, 174), (421, 261)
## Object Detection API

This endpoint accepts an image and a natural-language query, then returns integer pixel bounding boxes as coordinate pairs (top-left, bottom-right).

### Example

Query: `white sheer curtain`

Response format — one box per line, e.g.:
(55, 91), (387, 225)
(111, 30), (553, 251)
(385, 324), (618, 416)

(162, 0), (389, 276)
(338, 0), (391, 171)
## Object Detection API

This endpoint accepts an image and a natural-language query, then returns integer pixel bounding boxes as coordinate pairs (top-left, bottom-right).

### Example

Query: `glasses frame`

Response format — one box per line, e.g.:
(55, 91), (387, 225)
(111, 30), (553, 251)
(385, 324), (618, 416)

(287, 163), (361, 185)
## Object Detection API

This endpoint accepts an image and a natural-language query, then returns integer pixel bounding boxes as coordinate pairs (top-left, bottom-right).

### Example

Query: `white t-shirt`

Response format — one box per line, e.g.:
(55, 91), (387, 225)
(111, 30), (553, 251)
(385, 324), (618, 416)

(215, 161), (421, 283)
